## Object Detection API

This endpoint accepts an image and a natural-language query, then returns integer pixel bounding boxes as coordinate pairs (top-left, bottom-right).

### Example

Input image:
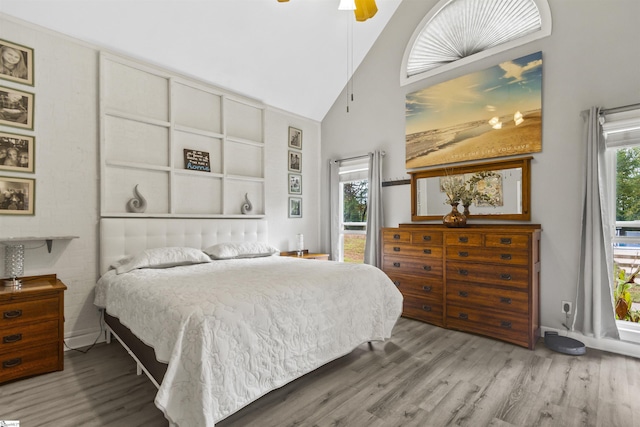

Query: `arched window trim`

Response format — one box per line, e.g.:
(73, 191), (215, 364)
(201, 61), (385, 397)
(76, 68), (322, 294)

(400, 0), (552, 87)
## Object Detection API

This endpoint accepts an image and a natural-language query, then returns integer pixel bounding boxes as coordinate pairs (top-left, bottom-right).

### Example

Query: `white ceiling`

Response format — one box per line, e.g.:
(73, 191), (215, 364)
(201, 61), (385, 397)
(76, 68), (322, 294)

(0, 0), (403, 121)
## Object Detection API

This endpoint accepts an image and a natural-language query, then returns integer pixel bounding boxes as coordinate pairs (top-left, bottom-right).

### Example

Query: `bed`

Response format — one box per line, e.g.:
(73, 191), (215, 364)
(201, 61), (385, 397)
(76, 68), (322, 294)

(94, 218), (403, 426)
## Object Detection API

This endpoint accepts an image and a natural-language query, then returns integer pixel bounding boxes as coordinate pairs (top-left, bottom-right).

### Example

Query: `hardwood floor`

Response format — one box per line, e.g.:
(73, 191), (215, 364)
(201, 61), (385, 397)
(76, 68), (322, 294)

(1, 317), (639, 426)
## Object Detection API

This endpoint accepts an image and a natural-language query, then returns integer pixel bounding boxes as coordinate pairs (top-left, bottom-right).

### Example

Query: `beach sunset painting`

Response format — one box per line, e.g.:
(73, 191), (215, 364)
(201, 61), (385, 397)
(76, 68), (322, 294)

(406, 51), (542, 169)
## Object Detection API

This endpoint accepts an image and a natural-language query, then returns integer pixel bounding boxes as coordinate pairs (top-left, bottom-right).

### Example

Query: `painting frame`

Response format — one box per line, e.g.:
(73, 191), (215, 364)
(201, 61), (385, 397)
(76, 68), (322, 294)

(0, 39), (34, 86)
(288, 126), (302, 149)
(0, 131), (35, 173)
(0, 175), (34, 215)
(288, 150), (302, 173)
(0, 85), (35, 130)
(288, 196), (302, 218)
(288, 173), (302, 195)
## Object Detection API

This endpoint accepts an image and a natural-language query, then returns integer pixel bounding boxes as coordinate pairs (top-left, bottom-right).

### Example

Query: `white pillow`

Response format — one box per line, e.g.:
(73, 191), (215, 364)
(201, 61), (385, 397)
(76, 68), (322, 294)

(113, 247), (212, 274)
(204, 242), (279, 260)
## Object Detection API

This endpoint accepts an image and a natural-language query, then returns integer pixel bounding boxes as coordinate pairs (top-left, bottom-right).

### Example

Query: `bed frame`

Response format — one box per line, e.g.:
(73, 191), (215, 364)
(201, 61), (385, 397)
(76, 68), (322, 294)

(100, 217), (269, 389)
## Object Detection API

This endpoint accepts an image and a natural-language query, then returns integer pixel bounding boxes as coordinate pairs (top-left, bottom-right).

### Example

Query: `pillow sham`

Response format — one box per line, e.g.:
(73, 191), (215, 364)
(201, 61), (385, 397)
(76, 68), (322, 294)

(113, 247), (212, 274)
(204, 242), (279, 260)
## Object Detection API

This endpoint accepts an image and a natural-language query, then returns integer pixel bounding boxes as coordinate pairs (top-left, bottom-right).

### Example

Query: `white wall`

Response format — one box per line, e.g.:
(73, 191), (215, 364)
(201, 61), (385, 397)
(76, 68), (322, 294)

(0, 14), (322, 347)
(321, 0), (640, 356)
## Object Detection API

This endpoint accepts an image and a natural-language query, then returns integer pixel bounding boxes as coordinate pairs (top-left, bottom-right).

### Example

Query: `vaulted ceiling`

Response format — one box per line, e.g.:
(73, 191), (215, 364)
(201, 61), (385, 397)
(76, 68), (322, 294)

(0, 0), (403, 121)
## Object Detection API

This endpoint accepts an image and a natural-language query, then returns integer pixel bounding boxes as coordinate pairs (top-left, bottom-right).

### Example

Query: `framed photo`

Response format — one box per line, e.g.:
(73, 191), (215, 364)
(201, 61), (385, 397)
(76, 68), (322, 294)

(0, 39), (34, 86)
(0, 176), (34, 215)
(288, 173), (302, 195)
(288, 126), (302, 149)
(288, 150), (301, 173)
(0, 132), (34, 173)
(183, 149), (211, 172)
(0, 86), (34, 130)
(288, 197), (302, 218)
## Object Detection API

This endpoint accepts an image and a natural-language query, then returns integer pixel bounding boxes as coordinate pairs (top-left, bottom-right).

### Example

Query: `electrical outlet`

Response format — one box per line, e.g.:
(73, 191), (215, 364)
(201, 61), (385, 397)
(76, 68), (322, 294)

(562, 300), (573, 315)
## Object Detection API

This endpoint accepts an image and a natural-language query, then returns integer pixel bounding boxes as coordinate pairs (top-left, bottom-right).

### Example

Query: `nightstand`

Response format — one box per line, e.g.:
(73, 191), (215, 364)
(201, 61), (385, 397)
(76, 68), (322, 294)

(280, 250), (330, 261)
(0, 274), (67, 383)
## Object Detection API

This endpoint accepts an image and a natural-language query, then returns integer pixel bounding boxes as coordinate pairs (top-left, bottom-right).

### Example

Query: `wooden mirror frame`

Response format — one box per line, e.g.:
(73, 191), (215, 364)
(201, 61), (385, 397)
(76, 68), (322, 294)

(410, 156), (531, 221)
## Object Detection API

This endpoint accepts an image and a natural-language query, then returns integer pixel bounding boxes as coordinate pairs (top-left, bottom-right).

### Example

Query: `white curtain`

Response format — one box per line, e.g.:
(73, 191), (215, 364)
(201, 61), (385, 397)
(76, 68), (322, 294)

(573, 107), (619, 339)
(364, 151), (383, 267)
(329, 160), (342, 261)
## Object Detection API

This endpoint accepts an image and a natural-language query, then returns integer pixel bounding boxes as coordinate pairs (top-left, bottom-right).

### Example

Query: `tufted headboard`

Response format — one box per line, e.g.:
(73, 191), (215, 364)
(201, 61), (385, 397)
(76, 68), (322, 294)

(99, 218), (268, 275)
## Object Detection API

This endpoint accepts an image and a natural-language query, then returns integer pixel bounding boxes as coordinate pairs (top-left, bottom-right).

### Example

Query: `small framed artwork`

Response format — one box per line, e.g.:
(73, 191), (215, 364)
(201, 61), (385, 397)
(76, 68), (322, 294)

(288, 173), (302, 195)
(0, 39), (34, 86)
(288, 126), (302, 149)
(0, 86), (34, 130)
(288, 150), (301, 173)
(0, 176), (34, 215)
(288, 197), (302, 218)
(183, 149), (211, 172)
(0, 131), (35, 173)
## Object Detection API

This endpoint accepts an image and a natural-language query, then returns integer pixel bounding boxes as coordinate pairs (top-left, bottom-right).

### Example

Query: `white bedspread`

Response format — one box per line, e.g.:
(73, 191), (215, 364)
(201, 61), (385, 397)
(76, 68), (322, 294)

(94, 256), (403, 426)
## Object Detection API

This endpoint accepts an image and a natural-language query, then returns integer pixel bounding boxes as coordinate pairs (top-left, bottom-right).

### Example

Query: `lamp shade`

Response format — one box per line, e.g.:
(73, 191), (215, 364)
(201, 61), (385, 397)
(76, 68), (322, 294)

(338, 0), (356, 10)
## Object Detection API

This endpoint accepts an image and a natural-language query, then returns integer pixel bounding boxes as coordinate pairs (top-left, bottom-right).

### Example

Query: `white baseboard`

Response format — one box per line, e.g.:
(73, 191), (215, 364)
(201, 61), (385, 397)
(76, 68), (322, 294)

(541, 326), (640, 358)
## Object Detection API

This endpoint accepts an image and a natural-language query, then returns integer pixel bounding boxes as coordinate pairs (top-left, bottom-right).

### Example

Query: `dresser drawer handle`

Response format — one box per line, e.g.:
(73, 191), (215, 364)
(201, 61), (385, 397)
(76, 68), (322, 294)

(3, 309), (22, 319)
(500, 321), (512, 329)
(393, 234), (401, 240)
(500, 273), (512, 281)
(423, 285), (432, 292)
(2, 358), (22, 369)
(458, 237), (469, 243)
(393, 247), (401, 252)
(422, 305), (432, 312)
(423, 249), (431, 254)
(500, 238), (512, 245)
(458, 269), (468, 276)
(458, 251), (468, 257)
(500, 254), (512, 260)
(423, 265), (432, 271)
(458, 313), (468, 320)
(2, 333), (22, 344)
(393, 262), (401, 268)
(500, 297), (512, 304)
(393, 280), (400, 287)
(422, 235), (431, 242)
(458, 291), (468, 297)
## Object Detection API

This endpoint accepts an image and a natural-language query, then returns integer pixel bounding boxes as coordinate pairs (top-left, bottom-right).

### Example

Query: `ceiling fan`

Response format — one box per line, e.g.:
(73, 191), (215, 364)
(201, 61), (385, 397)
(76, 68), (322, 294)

(277, 0), (378, 22)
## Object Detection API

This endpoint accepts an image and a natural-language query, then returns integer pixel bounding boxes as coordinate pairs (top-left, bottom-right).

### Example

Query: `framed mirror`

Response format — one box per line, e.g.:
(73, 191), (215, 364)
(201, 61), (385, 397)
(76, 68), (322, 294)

(410, 157), (531, 221)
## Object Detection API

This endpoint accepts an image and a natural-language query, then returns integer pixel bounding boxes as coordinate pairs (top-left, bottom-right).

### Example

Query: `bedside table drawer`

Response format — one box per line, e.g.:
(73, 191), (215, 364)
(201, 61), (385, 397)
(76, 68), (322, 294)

(0, 319), (58, 353)
(0, 341), (59, 383)
(0, 297), (60, 326)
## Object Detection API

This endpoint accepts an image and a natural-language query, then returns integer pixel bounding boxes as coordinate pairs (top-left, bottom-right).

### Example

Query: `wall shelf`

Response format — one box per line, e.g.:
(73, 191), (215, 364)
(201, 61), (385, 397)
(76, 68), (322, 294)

(0, 236), (79, 253)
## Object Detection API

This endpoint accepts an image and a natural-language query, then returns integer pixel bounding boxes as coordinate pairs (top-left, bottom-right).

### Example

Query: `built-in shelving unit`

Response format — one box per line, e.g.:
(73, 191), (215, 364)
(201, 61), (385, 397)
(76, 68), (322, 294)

(99, 53), (265, 218)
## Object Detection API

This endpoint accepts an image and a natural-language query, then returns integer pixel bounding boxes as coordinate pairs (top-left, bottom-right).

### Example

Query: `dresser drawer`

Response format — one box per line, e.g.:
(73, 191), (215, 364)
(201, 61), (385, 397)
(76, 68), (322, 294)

(402, 297), (444, 327)
(446, 305), (529, 347)
(445, 233), (483, 247)
(410, 231), (443, 245)
(384, 255), (443, 277)
(446, 282), (529, 315)
(0, 297), (59, 326)
(446, 261), (529, 290)
(383, 242), (443, 259)
(485, 234), (530, 250)
(0, 341), (60, 383)
(382, 229), (411, 243)
(387, 273), (443, 301)
(446, 246), (529, 266)
(0, 319), (58, 354)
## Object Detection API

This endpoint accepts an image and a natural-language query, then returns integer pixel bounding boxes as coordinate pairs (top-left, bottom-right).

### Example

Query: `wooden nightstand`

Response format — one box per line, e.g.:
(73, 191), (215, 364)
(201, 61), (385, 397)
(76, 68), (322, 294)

(280, 250), (330, 261)
(0, 274), (67, 383)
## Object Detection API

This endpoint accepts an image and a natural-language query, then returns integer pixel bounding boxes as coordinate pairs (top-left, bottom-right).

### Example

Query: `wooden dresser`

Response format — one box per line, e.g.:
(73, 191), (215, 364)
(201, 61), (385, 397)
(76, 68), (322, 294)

(0, 274), (67, 383)
(382, 224), (541, 349)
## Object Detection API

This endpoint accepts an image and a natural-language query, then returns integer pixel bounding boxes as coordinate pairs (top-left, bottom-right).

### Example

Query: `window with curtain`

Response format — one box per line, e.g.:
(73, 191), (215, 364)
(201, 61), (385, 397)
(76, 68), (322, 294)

(337, 158), (369, 263)
(602, 108), (640, 339)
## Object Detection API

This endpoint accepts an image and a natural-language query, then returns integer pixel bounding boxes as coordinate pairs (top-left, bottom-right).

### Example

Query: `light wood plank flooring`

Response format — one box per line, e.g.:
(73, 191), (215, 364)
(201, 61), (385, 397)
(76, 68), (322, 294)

(1, 317), (639, 426)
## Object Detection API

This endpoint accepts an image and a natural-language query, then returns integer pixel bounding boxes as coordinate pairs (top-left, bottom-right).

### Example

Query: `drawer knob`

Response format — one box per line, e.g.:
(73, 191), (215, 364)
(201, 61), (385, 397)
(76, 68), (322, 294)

(500, 273), (512, 281)
(500, 321), (512, 329)
(458, 269), (469, 276)
(500, 297), (512, 304)
(458, 251), (469, 257)
(458, 313), (468, 320)
(458, 291), (469, 297)
(423, 249), (431, 254)
(500, 238), (512, 245)
(2, 357), (22, 369)
(393, 234), (400, 239)
(500, 254), (512, 260)
(458, 236), (469, 243)
(423, 265), (432, 271)
(393, 247), (401, 252)
(2, 333), (22, 344)
(393, 262), (401, 268)
(422, 305), (432, 312)
(422, 285), (432, 292)
(3, 309), (22, 319)
(422, 235), (432, 241)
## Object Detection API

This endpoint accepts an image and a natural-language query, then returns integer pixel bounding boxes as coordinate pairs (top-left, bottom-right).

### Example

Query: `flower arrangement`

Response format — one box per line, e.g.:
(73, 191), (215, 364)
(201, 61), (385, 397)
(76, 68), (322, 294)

(614, 259), (640, 322)
(442, 171), (501, 213)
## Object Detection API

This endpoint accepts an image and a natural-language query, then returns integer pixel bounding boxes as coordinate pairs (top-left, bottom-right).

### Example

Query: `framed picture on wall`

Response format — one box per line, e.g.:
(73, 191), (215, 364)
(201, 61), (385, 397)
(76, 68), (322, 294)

(288, 150), (301, 173)
(0, 86), (34, 130)
(0, 131), (34, 173)
(288, 126), (302, 149)
(288, 197), (302, 218)
(0, 39), (34, 86)
(0, 175), (34, 215)
(288, 173), (302, 195)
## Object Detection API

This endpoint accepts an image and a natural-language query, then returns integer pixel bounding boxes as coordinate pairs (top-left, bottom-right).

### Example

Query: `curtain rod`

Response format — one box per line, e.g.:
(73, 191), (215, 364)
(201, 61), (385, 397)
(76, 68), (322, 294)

(600, 102), (640, 115)
(331, 151), (386, 164)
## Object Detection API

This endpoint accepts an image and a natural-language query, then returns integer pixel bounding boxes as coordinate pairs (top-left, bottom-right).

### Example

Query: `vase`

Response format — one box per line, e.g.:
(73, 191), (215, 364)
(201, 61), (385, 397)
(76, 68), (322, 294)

(462, 203), (470, 217)
(443, 203), (467, 228)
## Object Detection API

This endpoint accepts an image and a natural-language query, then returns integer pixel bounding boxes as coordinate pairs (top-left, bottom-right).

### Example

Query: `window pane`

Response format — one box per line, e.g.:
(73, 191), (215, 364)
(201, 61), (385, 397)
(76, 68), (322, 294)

(616, 147), (640, 222)
(342, 179), (368, 226)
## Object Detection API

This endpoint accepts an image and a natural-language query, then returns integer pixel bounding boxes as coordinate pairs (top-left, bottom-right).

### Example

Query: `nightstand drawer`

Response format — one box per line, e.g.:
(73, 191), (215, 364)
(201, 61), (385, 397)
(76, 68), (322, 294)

(0, 297), (59, 326)
(0, 319), (58, 353)
(0, 341), (59, 383)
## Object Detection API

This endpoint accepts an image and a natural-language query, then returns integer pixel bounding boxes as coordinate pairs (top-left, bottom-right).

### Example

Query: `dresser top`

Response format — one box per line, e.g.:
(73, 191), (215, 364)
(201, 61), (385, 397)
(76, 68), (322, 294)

(0, 274), (67, 299)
